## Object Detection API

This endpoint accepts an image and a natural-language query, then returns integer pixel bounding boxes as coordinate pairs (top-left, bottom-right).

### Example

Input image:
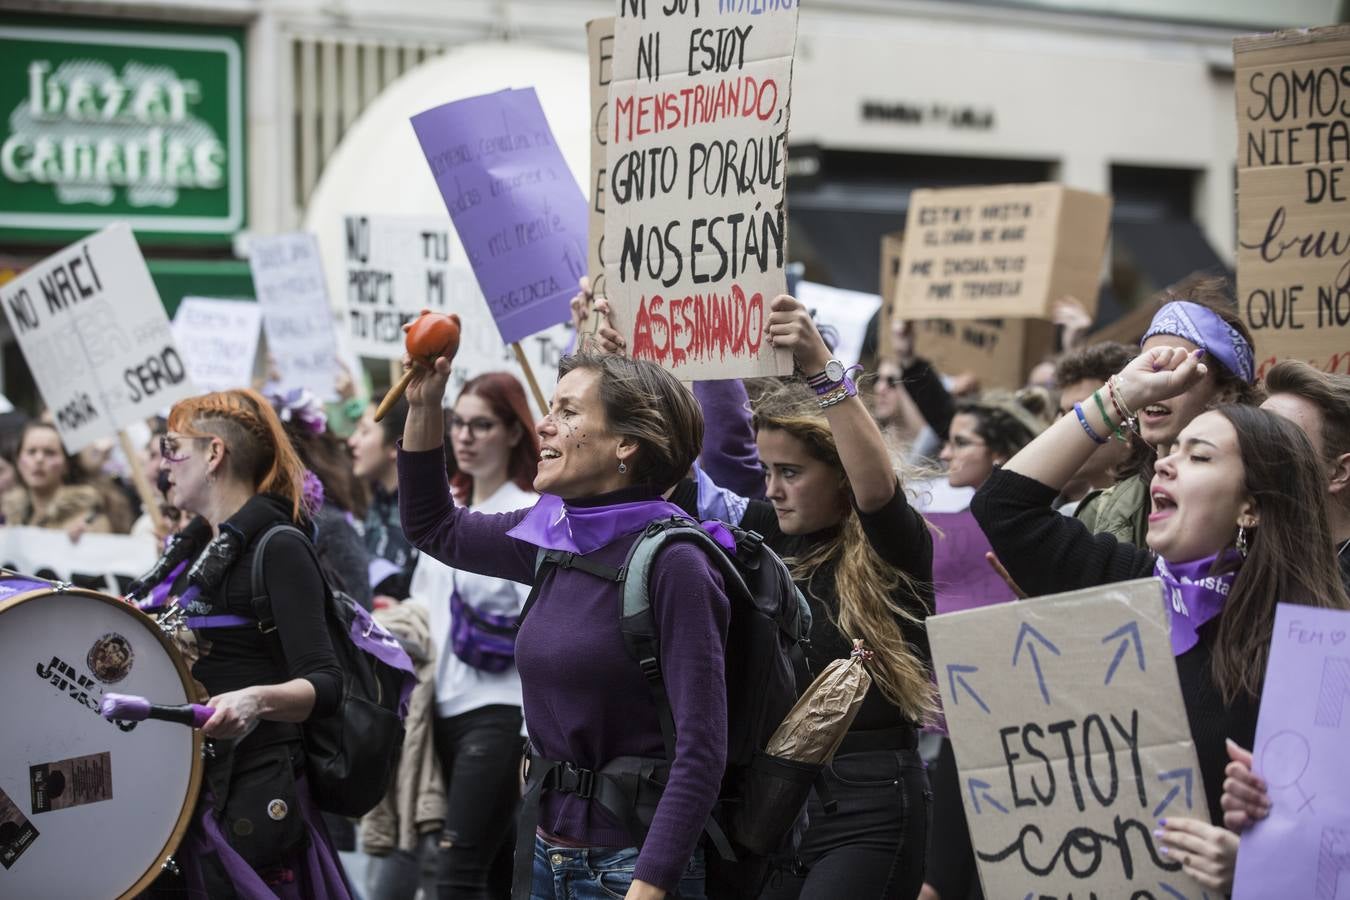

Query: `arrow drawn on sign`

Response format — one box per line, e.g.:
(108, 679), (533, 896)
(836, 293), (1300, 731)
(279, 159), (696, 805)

(1102, 620), (1146, 685)
(1156, 882), (1210, 900)
(966, 778), (1008, 815)
(1012, 622), (1060, 705)
(1153, 768), (1195, 818)
(946, 664), (990, 714)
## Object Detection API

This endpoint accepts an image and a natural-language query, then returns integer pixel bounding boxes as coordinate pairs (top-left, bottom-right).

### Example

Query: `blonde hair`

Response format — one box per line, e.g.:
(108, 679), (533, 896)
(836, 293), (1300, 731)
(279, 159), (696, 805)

(168, 389), (307, 521)
(752, 381), (935, 723)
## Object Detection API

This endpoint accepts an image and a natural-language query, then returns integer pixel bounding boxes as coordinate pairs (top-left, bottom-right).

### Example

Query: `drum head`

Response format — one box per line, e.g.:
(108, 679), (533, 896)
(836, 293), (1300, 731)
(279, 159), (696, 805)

(0, 585), (202, 898)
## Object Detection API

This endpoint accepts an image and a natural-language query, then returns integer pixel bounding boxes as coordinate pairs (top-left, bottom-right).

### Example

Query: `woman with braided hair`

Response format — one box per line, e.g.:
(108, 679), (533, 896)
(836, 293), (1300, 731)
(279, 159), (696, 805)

(147, 388), (351, 899)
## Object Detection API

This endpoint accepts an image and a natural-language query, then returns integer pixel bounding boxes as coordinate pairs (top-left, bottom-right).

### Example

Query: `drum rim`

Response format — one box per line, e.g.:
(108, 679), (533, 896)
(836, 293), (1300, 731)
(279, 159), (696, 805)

(0, 582), (206, 900)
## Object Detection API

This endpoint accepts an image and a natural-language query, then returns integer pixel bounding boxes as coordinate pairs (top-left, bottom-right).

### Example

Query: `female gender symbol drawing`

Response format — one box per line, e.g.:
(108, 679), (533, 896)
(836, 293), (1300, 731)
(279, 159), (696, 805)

(1261, 730), (1316, 813)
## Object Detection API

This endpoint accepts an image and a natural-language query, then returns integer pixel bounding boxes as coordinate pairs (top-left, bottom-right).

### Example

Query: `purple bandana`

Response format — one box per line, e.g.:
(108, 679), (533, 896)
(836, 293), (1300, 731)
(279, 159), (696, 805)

(1142, 300), (1255, 384)
(507, 493), (735, 555)
(1154, 550), (1241, 656)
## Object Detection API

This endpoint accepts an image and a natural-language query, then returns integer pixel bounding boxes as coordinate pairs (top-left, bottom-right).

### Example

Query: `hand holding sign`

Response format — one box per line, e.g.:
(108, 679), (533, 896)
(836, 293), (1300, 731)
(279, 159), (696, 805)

(376, 312), (461, 422)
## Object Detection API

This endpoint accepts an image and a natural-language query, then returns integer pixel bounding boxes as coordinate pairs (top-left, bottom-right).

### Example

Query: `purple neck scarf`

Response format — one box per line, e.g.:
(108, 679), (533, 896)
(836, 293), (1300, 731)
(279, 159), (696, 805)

(1154, 550), (1241, 656)
(1141, 300), (1255, 384)
(507, 493), (735, 555)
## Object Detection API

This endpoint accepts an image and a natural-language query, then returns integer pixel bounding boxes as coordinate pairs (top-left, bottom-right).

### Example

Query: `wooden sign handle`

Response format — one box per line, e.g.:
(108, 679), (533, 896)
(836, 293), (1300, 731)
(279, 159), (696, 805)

(374, 366), (416, 423)
(117, 430), (161, 530)
(511, 342), (549, 418)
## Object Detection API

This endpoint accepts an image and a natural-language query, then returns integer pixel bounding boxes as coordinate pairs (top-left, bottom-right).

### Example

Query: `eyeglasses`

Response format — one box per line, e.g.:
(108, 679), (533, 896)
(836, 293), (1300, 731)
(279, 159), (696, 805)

(943, 435), (987, 450)
(449, 417), (500, 438)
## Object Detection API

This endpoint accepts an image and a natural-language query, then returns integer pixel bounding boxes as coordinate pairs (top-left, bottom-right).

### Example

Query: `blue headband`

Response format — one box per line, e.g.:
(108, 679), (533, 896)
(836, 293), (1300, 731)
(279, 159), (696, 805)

(1141, 301), (1254, 385)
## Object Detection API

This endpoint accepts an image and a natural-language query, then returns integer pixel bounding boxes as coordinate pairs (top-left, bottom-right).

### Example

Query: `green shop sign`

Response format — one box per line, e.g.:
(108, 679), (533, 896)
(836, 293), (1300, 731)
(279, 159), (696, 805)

(0, 20), (245, 245)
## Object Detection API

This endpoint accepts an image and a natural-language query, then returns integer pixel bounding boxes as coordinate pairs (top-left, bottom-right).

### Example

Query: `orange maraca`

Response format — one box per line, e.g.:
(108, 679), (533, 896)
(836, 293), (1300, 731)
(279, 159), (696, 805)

(374, 312), (461, 422)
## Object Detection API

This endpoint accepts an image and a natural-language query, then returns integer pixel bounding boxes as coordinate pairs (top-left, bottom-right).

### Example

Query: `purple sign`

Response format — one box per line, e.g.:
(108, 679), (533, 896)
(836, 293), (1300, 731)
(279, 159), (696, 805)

(1233, 603), (1350, 899)
(927, 510), (1015, 614)
(411, 88), (588, 345)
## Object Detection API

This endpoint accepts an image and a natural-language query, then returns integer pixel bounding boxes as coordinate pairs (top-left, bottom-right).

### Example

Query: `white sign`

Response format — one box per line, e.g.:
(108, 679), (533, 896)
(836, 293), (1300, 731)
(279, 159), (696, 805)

(0, 526), (157, 597)
(171, 297), (261, 393)
(344, 214), (570, 401)
(0, 223), (196, 452)
(795, 281), (882, 370)
(248, 232), (341, 401)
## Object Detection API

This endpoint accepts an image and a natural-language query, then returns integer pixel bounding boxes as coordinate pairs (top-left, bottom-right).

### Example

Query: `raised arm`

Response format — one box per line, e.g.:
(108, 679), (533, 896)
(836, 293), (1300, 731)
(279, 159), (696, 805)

(767, 294), (897, 514)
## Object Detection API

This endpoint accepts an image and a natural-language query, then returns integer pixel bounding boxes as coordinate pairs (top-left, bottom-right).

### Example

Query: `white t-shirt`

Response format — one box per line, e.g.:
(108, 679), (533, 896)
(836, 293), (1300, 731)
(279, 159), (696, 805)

(409, 480), (538, 720)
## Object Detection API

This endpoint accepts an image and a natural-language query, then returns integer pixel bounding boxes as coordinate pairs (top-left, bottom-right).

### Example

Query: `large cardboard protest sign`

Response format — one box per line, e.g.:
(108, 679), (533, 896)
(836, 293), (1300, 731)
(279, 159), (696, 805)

(1232, 604), (1350, 899)
(896, 183), (1111, 322)
(929, 578), (1210, 899)
(588, 17), (616, 301)
(0, 527), (156, 599)
(0, 224), (195, 452)
(914, 317), (1057, 390)
(1234, 26), (1350, 377)
(877, 231), (906, 361)
(411, 88), (588, 346)
(172, 298), (261, 394)
(603, 0), (798, 380)
(248, 233), (341, 402)
(343, 214), (570, 398)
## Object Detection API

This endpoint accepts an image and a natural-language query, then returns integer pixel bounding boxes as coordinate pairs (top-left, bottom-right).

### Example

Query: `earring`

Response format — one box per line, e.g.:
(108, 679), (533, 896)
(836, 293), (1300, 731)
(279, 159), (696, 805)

(618, 461), (628, 475)
(1235, 525), (1248, 558)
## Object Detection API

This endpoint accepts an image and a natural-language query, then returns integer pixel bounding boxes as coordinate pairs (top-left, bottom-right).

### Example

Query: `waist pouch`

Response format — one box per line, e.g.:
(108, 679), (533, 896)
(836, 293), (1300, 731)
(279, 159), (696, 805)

(210, 741), (308, 872)
(449, 588), (518, 673)
(730, 751), (822, 857)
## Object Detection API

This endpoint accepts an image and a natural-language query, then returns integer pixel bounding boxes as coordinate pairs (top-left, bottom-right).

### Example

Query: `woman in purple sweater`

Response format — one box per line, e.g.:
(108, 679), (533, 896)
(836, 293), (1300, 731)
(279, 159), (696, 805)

(398, 346), (728, 900)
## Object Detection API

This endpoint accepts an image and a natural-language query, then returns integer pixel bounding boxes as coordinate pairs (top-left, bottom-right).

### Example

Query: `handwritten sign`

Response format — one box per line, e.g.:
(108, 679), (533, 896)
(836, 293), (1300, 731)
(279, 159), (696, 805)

(171, 297), (261, 393)
(1232, 603), (1350, 899)
(342, 214), (570, 398)
(248, 233), (341, 402)
(411, 88), (588, 345)
(588, 17), (616, 301)
(0, 224), (195, 452)
(896, 183), (1111, 321)
(602, 0), (798, 380)
(914, 317), (1057, 391)
(877, 230), (906, 361)
(929, 578), (1210, 899)
(1234, 26), (1350, 377)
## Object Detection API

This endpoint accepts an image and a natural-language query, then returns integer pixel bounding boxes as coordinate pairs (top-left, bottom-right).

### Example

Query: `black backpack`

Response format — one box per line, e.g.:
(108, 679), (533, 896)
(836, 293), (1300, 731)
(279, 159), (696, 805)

(250, 525), (415, 818)
(514, 516), (812, 899)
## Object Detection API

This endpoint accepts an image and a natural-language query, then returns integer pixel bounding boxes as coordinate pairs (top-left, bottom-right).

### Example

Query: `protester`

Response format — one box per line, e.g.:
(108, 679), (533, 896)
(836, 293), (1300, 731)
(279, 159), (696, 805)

(1260, 360), (1350, 591)
(873, 321), (955, 464)
(1053, 342), (1138, 513)
(1076, 276), (1256, 547)
(399, 343), (728, 900)
(939, 389), (1052, 491)
(74, 438), (137, 533)
(271, 388), (373, 609)
(152, 388), (351, 897)
(970, 346), (1349, 892)
(1, 421), (111, 539)
(351, 397), (418, 602)
(404, 372), (540, 900)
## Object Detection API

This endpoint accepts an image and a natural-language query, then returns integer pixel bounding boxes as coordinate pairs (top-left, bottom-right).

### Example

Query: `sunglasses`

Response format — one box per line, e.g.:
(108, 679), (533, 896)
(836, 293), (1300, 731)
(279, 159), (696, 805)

(160, 434), (208, 463)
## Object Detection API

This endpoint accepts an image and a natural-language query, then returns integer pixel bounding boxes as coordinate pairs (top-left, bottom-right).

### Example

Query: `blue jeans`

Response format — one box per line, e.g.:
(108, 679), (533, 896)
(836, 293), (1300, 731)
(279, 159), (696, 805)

(530, 837), (706, 900)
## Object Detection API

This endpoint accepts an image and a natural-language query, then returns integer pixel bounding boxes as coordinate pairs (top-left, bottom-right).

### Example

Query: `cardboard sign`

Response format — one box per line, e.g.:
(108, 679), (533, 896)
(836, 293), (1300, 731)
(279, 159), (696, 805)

(0, 223), (195, 452)
(795, 281), (880, 369)
(877, 231), (906, 361)
(1234, 26), (1350, 377)
(411, 88), (588, 345)
(914, 317), (1057, 391)
(1232, 604), (1350, 899)
(929, 578), (1210, 898)
(588, 17), (615, 301)
(171, 297), (261, 393)
(342, 214), (569, 399)
(248, 233), (341, 402)
(0, 527), (157, 598)
(602, 0), (798, 380)
(896, 183), (1111, 321)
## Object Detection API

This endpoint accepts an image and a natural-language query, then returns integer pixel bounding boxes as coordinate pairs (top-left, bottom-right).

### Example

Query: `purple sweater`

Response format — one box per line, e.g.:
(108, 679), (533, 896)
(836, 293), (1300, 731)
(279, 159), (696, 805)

(398, 447), (730, 891)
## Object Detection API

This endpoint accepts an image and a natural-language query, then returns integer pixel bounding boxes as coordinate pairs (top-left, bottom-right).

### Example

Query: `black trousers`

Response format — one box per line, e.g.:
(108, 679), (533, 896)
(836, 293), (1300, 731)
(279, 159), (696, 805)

(924, 739), (983, 900)
(760, 748), (930, 900)
(432, 704), (525, 900)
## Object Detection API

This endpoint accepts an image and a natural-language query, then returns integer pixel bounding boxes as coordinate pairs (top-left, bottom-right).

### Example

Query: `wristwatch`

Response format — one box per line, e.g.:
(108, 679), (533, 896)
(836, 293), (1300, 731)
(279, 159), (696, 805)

(806, 359), (846, 387)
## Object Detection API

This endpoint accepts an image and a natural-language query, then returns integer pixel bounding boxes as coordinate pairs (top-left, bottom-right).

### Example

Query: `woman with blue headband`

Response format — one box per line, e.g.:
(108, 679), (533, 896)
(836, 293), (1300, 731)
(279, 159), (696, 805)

(1076, 275), (1257, 547)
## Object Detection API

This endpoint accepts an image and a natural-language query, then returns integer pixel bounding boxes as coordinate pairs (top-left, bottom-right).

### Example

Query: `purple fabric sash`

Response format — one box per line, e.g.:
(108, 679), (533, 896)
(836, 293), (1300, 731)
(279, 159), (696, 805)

(346, 601), (417, 717)
(506, 492), (735, 555)
(1154, 550), (1241, 656)
(136, 560), (190, 613)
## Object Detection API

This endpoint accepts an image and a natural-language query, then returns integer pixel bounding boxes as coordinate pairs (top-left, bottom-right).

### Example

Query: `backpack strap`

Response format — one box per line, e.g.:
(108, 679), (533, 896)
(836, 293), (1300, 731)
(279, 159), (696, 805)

(516, 546), (627, 631)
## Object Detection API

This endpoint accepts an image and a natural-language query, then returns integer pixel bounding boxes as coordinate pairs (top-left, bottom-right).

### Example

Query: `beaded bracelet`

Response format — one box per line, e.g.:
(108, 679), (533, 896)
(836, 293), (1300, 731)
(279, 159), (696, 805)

(818, 380), (856, 409)
(1092, 390), (1128, 443)
(1073, 403), (1108, 445)
(1108, 376), (1138, 424)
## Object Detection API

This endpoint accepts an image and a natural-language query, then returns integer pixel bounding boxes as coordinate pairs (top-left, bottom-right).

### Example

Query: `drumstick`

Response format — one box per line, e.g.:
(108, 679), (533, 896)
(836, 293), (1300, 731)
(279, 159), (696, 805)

(100, 693), (214, 729)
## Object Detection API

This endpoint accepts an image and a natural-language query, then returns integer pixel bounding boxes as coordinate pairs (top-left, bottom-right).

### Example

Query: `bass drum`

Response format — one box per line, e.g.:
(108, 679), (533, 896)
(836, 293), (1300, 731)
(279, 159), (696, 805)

(0, 572), (203, 898)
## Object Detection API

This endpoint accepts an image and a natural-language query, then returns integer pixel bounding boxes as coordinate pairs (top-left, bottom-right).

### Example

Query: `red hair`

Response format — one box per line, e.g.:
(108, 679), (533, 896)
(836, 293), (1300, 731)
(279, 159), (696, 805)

(449, 372), (539, 503)
(168, 388), (306, 521)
